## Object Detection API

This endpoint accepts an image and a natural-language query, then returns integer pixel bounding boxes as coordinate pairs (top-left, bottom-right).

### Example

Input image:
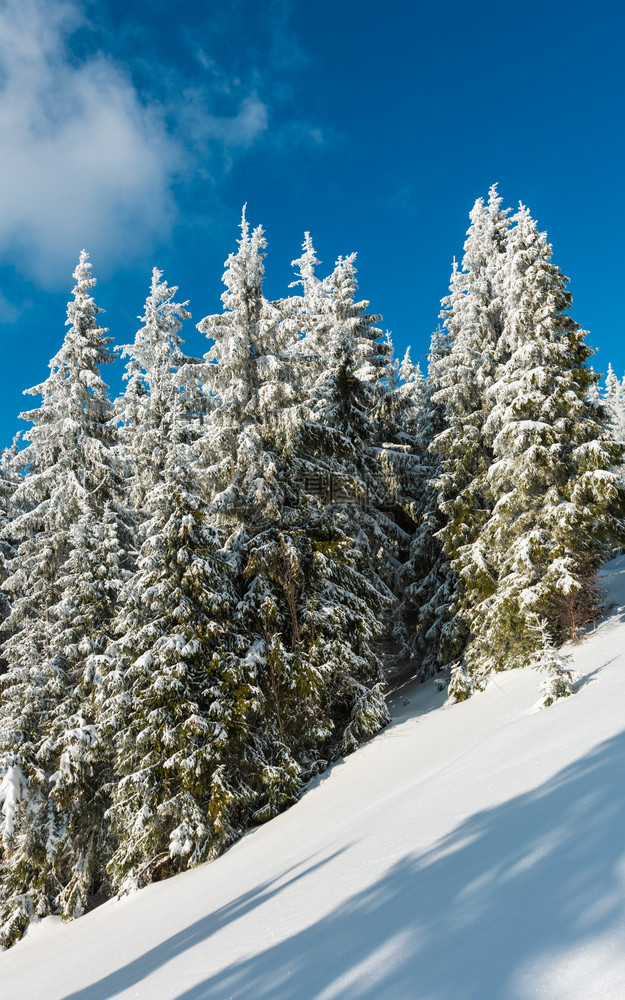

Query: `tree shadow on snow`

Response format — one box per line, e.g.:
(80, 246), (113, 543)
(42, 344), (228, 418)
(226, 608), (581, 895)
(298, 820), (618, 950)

(63, 730), (625, 1000)
(61, 848), (350, 1000)
(171, 730), (625, 1000)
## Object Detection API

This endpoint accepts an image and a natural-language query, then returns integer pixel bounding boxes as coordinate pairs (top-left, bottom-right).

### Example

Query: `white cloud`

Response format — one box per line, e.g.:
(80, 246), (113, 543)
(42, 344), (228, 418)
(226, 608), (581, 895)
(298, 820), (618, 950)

(0, 0), (182, 283)
(0, 291), (21, 323)
(0, 0), (270, 286)
(180, 91), (269, 154)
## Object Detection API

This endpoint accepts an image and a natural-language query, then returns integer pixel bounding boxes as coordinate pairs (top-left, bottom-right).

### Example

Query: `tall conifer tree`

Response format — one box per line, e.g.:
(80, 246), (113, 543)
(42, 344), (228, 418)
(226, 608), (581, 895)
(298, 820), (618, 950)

(421, 186), (510, 667)
(98, 456), (248, 892)
(0, 252), (123, 945)
(601, 364), (625, 480)
(195, 214), (389, 818)
(400, 327), (456, 677)
(117, 268), (200, 510)
(454, 205), (625, 685)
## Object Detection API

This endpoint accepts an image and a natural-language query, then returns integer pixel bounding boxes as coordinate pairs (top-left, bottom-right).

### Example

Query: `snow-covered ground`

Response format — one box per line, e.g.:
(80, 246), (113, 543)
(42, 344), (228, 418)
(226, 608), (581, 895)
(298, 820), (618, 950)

(3, 557), (625, 1000)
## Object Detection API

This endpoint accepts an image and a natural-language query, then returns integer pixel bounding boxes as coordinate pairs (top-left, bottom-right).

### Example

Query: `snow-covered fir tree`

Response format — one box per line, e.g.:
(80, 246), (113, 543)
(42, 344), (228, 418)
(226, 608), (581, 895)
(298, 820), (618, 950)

(41, 502), (126, 918)
(373, 337), (423, 512)
(459, 205), (624, 674)
(400, 326), (456, 678)
(0, 252), (125, 945)
(528, 616), (575, 709)
(296, 251), (417, 597)
(429, 201), (625, 688)
(409, 189), (625, 690)
(287, 233), (329, 370)
(418, 186), (511, 667)
(195, 213), (390, 820)
(97, 452), (250, 893)
(117, 268), (201, 509)
(601, 364), (625, 480)
(285, 240), (426, 674)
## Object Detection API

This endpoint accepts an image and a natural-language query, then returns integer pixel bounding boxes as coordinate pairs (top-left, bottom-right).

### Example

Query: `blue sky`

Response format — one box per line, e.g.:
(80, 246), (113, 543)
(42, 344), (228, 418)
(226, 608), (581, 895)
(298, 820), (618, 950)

(0, 0), (623, 446)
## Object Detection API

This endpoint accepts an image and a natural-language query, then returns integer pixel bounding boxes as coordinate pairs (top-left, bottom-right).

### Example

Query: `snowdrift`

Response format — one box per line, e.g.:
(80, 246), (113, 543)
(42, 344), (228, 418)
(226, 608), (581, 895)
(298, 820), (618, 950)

(2, 556), (625, 1000)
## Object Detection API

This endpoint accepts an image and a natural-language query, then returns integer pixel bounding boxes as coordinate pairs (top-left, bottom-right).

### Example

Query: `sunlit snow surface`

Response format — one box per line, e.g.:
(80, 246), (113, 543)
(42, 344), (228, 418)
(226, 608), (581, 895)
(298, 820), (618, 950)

(3, 556), (625, 1000)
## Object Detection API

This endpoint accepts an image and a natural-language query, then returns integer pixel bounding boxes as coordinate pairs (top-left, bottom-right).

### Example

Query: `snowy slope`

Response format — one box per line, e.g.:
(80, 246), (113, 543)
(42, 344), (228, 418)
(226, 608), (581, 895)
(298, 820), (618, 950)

(3, 557), (625, 1000)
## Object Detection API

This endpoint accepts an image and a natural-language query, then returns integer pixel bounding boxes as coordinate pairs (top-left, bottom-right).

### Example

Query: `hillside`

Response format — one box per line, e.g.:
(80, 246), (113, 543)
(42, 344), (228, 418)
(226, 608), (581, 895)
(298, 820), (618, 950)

(2, 556), (625, 1000)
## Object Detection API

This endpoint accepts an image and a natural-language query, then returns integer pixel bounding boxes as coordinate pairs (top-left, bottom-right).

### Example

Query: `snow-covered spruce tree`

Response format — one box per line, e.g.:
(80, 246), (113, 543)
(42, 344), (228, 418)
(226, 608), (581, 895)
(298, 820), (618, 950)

(275, 245), (399, 749)
(197, 208), (295, 485)
(0, 252), (125, 945)
(287, 233), (329, 366)
(40, 501), (126, 918)
(367, 337), (425, 659)
(423, 185), (511, 668)
(195, 212), (389, 820)
(601, 363), (625, 480)
(528, 616), (574, 709)
(287, 240), (427, 665)
(117, 267), (202, 510)
(449, 204), (625, 686)
(97, 452), (252, 893)
(279, 243), (416, 684)
(373, 336), (424, 509)
(400, 326), (457, 678)
(298, 251), (418, 595)
(303, 252), (386, 455)
(447, 662), (472, 702)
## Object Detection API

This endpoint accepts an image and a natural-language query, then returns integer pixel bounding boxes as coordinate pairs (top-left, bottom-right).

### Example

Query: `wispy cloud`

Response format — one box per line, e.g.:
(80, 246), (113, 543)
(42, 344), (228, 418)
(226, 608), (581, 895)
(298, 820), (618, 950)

(179, 91), (269, 157)
(0, 0), (324, 287)
(0, 291), (22, 323)
(386, 182), (421, 219)
(0, 0), (275, 286)
(0, 0), (181, 283)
